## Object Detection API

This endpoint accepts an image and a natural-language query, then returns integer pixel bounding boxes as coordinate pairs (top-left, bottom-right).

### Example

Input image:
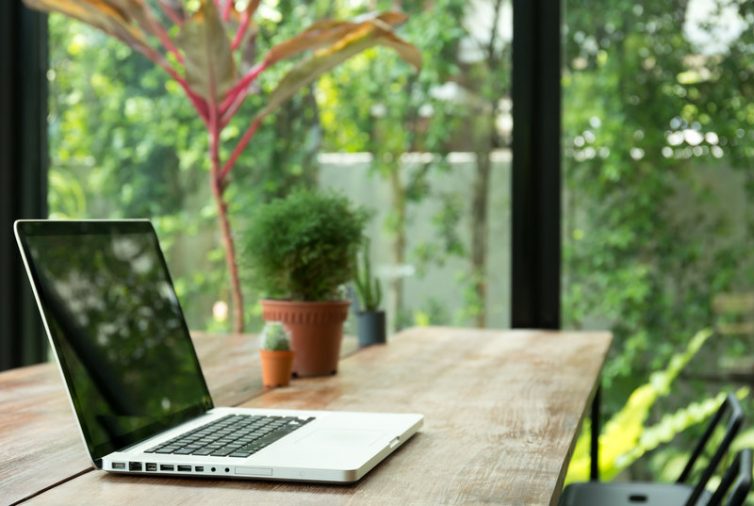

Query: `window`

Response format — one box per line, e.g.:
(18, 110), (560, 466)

(47, 0), (513, 333)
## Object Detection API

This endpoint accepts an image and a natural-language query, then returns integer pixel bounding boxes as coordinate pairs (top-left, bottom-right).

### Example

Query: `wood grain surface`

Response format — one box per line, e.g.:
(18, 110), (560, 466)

(4, 328), (611, 506)
(0, 332), (356, 505)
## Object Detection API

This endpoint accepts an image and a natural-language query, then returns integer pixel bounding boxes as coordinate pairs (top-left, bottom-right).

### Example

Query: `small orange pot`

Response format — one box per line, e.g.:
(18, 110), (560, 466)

(259, 349), (294, 387)
(261, 299), (350, 377)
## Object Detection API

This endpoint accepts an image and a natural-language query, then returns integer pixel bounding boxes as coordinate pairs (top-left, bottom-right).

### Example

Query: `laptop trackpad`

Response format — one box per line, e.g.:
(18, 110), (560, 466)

(296, 429), (386, 449)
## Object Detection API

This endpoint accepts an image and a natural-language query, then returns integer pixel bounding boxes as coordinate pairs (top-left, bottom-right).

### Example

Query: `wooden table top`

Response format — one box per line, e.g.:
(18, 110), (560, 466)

(0, 327), (610, 505)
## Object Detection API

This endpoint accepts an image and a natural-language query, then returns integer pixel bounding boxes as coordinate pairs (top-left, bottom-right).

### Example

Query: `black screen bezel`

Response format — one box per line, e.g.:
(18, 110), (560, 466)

(15, 220), (214, 464)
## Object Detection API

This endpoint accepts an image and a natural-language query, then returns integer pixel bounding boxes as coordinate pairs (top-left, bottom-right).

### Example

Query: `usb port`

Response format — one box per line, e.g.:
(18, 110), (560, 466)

(160, 464), (174, 471)
(177, 465), (192, 472)
(128, 462), (142, 471)
(145, 463), (157, 472)
(195, 466), (204, 472)
(112, 462), (125, 470)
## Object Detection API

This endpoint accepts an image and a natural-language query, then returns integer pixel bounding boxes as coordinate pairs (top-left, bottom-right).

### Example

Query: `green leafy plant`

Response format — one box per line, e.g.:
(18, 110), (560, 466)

(354, 238), (382, 312)
(259, 322), (290, 351)
(25, 0), (421, 333)
(243, 189), (368, 301)
(566, 328), (750, 482)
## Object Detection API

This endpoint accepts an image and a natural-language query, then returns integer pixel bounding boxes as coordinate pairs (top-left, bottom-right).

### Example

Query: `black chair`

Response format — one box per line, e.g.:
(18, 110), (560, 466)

(559, 393), (745, 506)
(707, 449), (752, 506)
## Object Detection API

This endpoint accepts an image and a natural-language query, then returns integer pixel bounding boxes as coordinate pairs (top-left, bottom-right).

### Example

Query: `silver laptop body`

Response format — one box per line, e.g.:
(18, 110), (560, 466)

(14, 219), (422, 483)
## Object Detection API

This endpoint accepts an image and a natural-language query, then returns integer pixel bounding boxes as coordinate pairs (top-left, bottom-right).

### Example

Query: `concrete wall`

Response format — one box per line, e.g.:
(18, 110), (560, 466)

(319, 150), (511, 329)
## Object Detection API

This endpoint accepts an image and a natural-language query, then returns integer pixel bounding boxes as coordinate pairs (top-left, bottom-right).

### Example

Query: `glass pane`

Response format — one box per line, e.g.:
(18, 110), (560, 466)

(563, 0), (754, 483)
(47, 0), (512, 334)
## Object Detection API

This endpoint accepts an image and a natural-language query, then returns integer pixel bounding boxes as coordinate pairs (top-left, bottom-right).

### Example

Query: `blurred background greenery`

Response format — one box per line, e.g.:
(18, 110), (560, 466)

(47, 0), (754, 488)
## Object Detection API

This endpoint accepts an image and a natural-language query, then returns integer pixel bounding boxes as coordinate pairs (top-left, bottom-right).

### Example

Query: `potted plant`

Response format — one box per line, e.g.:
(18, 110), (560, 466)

(258, 322), (294, 388)
(244, 190), (368, 377)
(354, 239), (386, 347)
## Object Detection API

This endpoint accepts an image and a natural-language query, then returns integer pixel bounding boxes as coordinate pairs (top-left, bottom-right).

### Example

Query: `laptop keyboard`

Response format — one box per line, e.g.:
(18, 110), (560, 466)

(145, 414), (313, 458)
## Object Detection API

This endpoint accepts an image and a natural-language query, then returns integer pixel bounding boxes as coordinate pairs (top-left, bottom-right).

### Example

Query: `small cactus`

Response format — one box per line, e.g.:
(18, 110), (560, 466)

(354, 238), (382, 312)
(259, 322), (291, 351)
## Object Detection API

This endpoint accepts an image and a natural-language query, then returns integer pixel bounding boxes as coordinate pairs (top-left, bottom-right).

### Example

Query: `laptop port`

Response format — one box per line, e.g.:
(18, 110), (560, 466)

(177, 465), (192, 472)
(145, 463), (157, 472)
(111, 462), (125, 470)
(128, 462), (142, 471)
(195, 466), (204, 472)
(160, 464), (174, 471)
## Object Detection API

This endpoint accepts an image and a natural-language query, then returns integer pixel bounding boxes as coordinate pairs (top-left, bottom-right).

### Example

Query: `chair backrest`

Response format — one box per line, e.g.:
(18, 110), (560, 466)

(678, 393), (744, 506)
(706, 449), (753, 506)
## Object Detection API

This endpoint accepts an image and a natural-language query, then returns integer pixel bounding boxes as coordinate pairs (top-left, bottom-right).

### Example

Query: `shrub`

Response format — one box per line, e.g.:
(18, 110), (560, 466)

(243, 190), (368, 301)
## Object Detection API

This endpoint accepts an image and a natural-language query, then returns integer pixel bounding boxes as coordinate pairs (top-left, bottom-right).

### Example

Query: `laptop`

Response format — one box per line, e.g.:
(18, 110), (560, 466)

(14, 219), (423, 483)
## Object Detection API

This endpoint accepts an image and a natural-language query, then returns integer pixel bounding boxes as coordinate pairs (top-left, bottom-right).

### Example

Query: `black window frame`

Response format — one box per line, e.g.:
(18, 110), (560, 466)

(511, 0), (561, 329)
(1, 1), (48, 370)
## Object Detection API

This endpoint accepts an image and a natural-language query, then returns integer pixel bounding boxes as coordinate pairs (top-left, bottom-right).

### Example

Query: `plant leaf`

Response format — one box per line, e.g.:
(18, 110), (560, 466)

(23, 0), (148, 49)
(256, 21), (421, 121)
(264, 12), (410, 66)
(111, 0), (170, 36)
(177, 0), (237, 102)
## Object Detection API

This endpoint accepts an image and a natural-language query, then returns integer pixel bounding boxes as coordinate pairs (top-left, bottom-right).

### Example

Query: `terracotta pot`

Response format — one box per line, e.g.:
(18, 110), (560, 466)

(261, 299), (350, 377)
(259, 349), (294, 387)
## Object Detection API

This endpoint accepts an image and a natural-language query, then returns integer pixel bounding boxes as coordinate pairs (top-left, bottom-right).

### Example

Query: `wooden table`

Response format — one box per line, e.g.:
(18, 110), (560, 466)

(0, 327), (610, 505)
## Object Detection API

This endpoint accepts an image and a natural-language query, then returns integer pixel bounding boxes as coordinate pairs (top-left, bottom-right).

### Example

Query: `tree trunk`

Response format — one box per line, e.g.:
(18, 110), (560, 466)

(211, 180), (244, 334)
(387, 166), (407, 332)
(209, 127), (244, 334)
(471, 149), (491, 327)
(468, 0), (505, 328)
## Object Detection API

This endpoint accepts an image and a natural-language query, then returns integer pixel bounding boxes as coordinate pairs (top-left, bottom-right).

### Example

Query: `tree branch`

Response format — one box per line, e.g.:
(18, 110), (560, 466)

(231, 10), (251, 50)
(143, 8), (184, 64)
(158, 0), (184, 26)
(132, 41), (209, 122)
(219, 61), (267, 121)
(220, 117), (262, 182)
(487, 0), (504, 63)
(222, 0), (234, 21)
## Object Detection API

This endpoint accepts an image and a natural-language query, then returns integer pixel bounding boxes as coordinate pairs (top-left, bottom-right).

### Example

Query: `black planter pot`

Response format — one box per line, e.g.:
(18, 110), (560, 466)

(357, 310), (386, 347)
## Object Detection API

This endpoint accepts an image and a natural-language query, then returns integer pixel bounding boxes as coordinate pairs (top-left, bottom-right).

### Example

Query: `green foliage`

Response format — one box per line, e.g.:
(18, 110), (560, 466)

(48, 0), (509, 333)
(562, 6), (754, 487)
(259, 322), (291, 351)
(354, 238), (382, 311)
(563, 0), (754, 413)
(242, 190), (368, 301)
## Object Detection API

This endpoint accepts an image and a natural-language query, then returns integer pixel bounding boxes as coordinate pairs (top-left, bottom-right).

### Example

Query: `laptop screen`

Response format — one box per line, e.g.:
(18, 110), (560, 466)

(15, 221), (213, 463)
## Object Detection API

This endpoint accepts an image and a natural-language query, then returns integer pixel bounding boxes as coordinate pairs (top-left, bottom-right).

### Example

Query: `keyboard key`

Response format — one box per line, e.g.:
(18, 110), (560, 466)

(155, 447), (180, 454)
(229, 451), (254, 458)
